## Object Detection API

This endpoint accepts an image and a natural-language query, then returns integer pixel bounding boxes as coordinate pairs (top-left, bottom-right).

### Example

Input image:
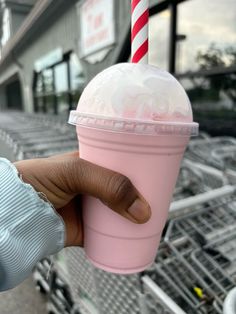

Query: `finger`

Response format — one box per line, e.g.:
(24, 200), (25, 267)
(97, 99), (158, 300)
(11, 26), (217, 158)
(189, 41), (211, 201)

(57, 197), (83, 247)
(61, 157), (151, 224)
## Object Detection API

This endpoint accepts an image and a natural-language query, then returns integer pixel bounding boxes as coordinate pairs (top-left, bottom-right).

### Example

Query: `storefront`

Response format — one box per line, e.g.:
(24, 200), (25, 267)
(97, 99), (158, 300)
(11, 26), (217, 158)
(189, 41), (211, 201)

(134, 0), (236, 135)
(33, 50), (84, 114)
(0, 0), (131, 113)
(0, 0), (235, 126)
(148, 0), (236, 116)
(0, 0), (88, 113)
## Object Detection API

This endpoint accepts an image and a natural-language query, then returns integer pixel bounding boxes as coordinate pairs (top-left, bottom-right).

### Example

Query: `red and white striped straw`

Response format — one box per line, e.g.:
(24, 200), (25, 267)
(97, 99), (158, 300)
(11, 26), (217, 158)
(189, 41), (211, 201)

(131, 0), (149, 63)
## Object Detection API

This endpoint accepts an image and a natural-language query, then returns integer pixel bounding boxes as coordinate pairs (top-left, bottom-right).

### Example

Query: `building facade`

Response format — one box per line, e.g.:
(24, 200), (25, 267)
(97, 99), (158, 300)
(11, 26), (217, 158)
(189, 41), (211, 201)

(0, 0), (235, 116)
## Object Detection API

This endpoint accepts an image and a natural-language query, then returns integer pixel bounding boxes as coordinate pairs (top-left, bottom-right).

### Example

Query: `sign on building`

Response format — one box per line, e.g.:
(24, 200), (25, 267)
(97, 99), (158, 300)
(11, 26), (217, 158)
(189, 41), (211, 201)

(79, 0), (115, 62)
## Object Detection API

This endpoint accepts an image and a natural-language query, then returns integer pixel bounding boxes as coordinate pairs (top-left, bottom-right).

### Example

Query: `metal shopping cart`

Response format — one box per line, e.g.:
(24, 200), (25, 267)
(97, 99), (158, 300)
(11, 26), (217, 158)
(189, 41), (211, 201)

(0, 111), (77, 160)
(34, 255), (75, 314)
(145, 243), (225, 314)
(173, 160), (202, 201)
(2, 111), (236, 314)
(163, 188), (236, 312)
(173, 159), (228, 202)
(63, 245), (190, 314)
(0, 111), (78, 313)
(186, 137), (236, 170)
(59, 186), (235, 314)
(212, 146), (236, 185)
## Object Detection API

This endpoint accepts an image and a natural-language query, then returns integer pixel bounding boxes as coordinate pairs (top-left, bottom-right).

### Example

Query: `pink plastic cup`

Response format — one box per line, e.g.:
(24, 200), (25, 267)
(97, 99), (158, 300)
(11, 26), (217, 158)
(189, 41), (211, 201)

(69, 63), (198, 274)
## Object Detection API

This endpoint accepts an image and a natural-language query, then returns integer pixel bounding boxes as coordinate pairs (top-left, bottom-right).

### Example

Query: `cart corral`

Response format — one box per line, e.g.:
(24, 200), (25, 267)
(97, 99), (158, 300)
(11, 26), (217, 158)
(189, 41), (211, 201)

(1, 111), (236, 314)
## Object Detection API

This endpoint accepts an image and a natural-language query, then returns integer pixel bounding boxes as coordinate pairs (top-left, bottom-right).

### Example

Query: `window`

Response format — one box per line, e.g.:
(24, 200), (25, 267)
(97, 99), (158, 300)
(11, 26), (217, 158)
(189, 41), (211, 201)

(35, 73), (43, 94)
(34, 52), (85, 114)
(149, 9), (170, 70)
(175, 0), (236, 137)
(70, 53), (85, 92)
(54, 62), (69, 114)
(180, 74), (236, 111)
(69, 52), (86, 109)
(177, 0), (236, 73)
(55, 63), (68, 93)
(43, 69), (53, 93)
(1, 8), (11, 47)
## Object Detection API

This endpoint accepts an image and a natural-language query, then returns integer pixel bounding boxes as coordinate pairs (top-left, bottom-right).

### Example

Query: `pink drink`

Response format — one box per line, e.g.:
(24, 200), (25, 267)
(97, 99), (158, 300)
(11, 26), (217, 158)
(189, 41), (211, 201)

(69, 63), (198, 274)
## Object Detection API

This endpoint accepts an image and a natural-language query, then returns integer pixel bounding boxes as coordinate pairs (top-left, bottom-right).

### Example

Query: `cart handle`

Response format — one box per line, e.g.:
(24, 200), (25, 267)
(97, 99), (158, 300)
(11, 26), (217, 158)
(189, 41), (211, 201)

(141, 275), (187, 314)
(170, 185), (235, 214)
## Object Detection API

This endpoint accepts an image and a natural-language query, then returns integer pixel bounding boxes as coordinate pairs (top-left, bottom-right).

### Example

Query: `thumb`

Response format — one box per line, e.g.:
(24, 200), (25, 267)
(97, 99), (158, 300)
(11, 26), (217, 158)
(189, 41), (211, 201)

(64, 157), (151, 224)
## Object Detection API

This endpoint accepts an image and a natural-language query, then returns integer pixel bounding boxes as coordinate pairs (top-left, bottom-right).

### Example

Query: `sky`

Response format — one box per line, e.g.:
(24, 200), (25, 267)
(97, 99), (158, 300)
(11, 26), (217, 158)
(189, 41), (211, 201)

(148, 0), (236, 73)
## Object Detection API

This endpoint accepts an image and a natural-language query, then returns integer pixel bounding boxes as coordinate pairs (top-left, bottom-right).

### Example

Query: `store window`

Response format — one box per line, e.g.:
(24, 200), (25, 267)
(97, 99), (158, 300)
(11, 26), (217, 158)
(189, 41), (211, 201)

(34, 52), (85, 114)
(180, 74), (236, 110)
(1, 8), (11, 47)
(177, 0), (236, 73)
(149, 9), (170, 70)
(43, 68), (53, 93)
(70, 53), (85, 109)
(54, 62), (69, 114)
(70, 53), (85, 91)
(55, 63), (68, 93)
(176, 0), (236, 133)
(35, 73), (43, 94)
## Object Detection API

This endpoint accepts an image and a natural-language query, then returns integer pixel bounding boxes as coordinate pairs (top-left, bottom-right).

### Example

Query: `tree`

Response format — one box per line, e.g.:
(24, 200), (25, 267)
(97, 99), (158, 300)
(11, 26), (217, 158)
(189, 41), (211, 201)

(196, 44), (236, 107)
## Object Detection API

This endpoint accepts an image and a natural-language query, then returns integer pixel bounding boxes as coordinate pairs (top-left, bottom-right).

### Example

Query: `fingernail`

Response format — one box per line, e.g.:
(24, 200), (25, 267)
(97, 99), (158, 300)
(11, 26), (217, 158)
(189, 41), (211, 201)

(127, 199), (151, 223)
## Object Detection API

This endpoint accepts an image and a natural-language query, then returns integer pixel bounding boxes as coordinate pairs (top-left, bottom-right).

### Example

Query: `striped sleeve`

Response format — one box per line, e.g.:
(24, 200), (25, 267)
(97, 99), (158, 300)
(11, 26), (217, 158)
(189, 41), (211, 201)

(0, 158), (65, 291)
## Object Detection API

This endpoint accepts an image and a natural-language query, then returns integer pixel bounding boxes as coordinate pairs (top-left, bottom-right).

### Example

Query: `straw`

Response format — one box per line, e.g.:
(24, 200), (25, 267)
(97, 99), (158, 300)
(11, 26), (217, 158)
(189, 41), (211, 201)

(131, 0), (149, 63)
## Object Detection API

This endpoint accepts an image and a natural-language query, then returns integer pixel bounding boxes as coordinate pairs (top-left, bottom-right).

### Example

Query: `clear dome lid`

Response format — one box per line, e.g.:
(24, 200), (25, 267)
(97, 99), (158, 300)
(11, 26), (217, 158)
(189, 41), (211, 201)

(69, 63), (198, 136)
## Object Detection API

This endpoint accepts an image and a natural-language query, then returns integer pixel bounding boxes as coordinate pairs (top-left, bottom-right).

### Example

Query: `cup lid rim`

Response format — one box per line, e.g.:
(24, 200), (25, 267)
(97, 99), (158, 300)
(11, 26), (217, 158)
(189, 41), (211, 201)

(68, 110), (199, 136)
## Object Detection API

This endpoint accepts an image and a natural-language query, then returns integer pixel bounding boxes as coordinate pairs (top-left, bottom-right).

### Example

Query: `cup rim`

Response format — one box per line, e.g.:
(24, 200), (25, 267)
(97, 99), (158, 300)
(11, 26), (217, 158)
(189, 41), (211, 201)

(68, 110), (199, 137)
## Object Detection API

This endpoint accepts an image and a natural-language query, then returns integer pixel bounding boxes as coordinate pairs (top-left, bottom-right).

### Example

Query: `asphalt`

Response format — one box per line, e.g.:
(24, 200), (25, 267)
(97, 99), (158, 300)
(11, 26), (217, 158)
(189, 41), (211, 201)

(0, 277), (47, 314)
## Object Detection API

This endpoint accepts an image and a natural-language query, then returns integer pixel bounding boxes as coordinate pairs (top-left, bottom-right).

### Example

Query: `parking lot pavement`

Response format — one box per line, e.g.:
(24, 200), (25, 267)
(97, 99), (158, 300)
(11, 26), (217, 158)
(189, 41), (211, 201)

(0, 276), (47, 314)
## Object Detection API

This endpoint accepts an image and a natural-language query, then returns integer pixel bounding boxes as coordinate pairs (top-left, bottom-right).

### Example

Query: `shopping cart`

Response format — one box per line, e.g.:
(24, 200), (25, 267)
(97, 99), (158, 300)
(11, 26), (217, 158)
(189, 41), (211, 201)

(173, 159), (228, 202)
(173, 160), (202, 201)
(0, 112), (78, 312)
(34, 257), (75, 314)
(162, 188), (236, 313)
(33, 258), (53, 295)
(2, 111), (236, 314)
(193, 132), (210, 140)
(168, 186), (236, 245)
(186, 136), (236, 170)
(64, 247), (143, 314)
(64, 245), (189, 314)
(16, 141), (77, 160)
(0, 111), (77, 160)
(198, 229), (236, 280)
(191, 249), (235, 295)
(169, 185), (235, 218)
(141, 275), (187, 314)
(146, 243), (222, 314)
(212, 146), (236, 185)
(223, 287), (236, 314)
(58, 186), (235, 314)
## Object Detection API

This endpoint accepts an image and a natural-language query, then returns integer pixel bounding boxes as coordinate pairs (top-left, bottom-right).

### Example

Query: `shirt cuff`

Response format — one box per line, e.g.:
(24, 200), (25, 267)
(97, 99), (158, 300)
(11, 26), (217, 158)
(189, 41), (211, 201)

(0, 158), (65, 291)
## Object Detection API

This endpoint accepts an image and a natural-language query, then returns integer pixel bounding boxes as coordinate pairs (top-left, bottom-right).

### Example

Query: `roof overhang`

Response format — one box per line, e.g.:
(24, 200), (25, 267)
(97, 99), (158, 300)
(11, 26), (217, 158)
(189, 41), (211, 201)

(0, 0), (53, 67)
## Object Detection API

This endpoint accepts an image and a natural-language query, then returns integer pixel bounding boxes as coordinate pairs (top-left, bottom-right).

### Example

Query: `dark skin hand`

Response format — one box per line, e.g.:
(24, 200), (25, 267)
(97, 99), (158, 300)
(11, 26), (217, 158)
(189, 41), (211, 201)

(14, 151), (151, 247)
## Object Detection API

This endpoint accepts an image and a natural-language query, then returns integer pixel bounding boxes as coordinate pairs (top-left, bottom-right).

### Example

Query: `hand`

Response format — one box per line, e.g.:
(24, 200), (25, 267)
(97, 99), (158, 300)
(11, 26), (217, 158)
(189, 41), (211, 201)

(14, 152), (151, 247)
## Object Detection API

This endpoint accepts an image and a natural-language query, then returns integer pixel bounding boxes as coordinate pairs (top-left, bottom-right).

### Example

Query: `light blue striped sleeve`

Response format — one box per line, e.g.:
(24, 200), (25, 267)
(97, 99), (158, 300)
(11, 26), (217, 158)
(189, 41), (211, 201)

(0, 158), (65, 291)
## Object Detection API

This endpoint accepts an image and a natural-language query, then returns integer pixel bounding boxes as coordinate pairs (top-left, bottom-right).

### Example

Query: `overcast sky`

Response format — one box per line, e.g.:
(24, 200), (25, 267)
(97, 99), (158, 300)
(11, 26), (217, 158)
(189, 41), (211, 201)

(149, 0), (236, 73)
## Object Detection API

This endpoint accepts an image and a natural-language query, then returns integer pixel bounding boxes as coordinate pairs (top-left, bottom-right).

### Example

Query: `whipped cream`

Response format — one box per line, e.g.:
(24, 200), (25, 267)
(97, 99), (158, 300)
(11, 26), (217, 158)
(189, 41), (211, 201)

(77, 63), (193, 123)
